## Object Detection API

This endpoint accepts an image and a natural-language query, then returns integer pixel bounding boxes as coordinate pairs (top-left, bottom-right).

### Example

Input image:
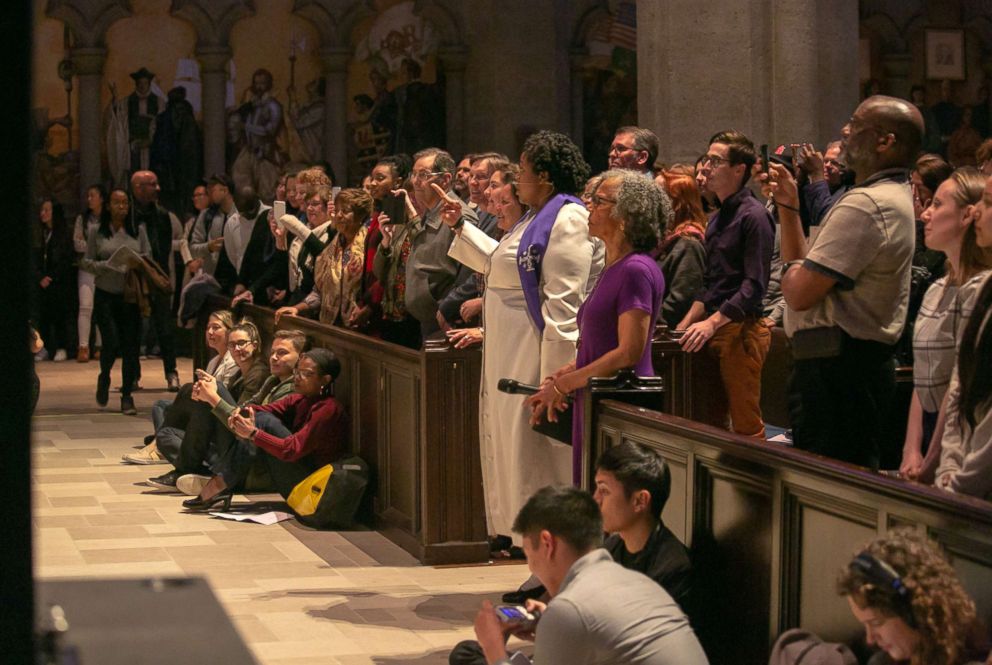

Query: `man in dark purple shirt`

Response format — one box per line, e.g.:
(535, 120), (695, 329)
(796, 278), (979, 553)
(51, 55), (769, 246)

(678, 130), (774, 437)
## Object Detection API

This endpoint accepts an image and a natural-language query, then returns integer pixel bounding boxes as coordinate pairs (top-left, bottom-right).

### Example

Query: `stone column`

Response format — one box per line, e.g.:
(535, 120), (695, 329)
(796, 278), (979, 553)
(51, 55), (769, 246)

(570, 49), (588, 145)
(319, 47), (350, 185)
(637, 0), (859, 164)
(197, 46), (231, 177)
(439, 47), (468, 160)
(72, 47), (106, 196)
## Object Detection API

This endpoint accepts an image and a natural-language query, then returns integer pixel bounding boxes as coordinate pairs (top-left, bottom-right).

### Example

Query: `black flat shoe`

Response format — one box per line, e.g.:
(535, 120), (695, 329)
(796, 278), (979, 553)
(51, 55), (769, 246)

(182, 489), (233, 512)
(147, 470), (180, 490)
(96, 375), (110, 407)
(502, 584), (547, 604)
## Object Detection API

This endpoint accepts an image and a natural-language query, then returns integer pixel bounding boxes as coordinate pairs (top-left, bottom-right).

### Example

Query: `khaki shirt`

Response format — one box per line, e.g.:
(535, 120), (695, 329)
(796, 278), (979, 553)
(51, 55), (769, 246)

(785, 169), (914, 344)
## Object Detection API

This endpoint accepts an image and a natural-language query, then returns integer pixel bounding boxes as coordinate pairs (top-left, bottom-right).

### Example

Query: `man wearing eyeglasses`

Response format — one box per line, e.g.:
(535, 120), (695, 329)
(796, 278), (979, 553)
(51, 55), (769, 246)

(405, 147), (478, 336)
(607, 126), (659, 176)
(798, 140), (853, 231)
(769, 95), (922, 469)
(677, 130), (775, 439)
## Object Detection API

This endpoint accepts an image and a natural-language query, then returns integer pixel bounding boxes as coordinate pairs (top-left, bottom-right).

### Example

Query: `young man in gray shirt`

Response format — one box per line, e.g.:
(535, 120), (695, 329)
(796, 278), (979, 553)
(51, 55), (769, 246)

(451, 486), (708, 665)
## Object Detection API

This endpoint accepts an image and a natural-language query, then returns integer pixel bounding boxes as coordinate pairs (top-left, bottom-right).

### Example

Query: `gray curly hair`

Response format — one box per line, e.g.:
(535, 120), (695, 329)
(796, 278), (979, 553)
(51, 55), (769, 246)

(595, 169), (673, 252)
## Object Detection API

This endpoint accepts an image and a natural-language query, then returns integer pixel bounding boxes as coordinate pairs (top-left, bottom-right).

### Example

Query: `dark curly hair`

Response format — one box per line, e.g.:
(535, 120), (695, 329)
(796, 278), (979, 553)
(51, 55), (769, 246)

(836, 529), (984, 665)
(521, 130), (590, 196)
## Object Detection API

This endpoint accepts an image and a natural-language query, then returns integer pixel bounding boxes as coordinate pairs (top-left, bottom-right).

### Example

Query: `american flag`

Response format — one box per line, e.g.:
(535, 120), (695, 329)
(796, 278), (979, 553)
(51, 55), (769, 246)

(608, 1), (637, 51)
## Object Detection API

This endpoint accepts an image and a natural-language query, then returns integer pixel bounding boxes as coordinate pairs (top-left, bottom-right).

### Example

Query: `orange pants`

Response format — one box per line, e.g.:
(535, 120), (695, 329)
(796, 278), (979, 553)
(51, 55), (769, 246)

(706, 318), (771, 437)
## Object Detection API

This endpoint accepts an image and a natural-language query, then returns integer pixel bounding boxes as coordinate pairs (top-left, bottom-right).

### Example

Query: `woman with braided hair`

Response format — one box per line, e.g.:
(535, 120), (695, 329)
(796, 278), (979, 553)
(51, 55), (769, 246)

(836, 529), (989, 665)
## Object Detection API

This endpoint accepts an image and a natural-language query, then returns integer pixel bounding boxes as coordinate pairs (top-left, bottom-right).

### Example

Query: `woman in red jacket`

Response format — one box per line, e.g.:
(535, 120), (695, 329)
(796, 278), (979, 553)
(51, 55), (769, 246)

(183, 348), (348, 510)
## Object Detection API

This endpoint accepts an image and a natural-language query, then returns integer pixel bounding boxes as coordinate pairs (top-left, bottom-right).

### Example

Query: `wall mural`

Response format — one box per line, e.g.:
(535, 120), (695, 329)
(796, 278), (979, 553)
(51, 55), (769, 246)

(581, 1), (638, 175)
(346, 0), (445, 185)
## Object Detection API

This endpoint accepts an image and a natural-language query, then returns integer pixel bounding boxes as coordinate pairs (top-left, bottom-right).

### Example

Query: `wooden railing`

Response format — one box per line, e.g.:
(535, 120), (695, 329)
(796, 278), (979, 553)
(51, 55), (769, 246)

(221, 300), (489, 565)
(588, 400), (992, 665)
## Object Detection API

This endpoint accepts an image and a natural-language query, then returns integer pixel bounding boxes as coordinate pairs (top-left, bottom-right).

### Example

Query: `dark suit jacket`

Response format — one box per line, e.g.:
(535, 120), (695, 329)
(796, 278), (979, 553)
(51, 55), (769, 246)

(214, 206), (275, 301)
(437, 210), (500, 326)
(604, 523), (693, 614)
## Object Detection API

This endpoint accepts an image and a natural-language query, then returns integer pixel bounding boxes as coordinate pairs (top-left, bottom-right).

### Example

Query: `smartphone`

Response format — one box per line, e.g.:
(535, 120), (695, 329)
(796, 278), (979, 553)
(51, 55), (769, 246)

(239, 406), (252, 418)
(760, 144), (770, 173)
(272, 200), (286, 221)
(379, 192), (407, 225)
(495, 605), (540, 631)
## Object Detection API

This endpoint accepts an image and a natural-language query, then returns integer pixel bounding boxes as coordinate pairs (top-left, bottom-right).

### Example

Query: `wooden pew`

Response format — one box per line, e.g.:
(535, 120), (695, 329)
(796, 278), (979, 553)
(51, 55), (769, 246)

(217, 301), (490, 565)
(587, 400), (992, 665)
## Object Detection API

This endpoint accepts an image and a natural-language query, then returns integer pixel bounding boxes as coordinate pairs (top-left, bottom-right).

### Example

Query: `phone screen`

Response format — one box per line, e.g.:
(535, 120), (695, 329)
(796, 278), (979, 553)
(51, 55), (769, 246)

(497, 607), (527, 621)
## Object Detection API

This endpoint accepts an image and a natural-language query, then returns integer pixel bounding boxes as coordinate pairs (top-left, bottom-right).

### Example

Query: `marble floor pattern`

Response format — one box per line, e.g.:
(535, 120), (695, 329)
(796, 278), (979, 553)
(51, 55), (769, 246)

(33, 357), (528, 664)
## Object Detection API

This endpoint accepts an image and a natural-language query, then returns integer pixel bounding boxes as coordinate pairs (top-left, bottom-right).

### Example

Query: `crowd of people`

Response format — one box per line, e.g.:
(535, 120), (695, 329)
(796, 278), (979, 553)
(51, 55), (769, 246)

(29, 89), (992, 663)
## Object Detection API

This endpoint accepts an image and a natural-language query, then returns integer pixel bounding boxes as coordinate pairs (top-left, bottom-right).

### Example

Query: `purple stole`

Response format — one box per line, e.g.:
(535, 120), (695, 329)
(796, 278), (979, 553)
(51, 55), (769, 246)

(516, 193), (584, 333)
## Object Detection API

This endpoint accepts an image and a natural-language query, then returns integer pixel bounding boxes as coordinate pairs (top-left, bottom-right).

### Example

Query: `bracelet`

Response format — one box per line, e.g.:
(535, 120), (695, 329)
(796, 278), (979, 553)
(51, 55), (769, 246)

(453, 217), (465, 230)
(776, 200), (800, 213)
(552, 379), (568, 398)
(249, 428), (258, 441)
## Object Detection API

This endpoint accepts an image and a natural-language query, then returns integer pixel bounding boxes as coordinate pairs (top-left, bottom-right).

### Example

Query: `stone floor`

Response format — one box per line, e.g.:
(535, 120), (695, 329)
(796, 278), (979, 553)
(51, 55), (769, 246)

(32, 357), (527, 664)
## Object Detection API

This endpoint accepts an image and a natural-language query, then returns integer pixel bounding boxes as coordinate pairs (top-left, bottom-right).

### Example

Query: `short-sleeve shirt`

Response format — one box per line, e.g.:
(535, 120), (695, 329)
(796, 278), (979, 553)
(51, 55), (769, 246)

(785, 168), (914, 344)
(576, 253), (665, 376)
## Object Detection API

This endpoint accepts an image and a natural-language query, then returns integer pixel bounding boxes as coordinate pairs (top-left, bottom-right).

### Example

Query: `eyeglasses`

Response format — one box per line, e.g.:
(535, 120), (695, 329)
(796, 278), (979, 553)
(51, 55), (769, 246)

(293, 368), (316, 379)
(227, 339), (254, 349)
(411, 170), (444, 181)
(609, 143), (637, 155)
(589, 194), (617, 207)
(701, 155), (731, 168)
(305, 200), (326, 209)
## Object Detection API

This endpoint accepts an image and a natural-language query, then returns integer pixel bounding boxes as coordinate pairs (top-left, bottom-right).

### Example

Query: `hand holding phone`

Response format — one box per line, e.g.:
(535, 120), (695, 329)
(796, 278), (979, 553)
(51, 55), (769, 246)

(272, 200), (286, 221)
(195, 369), (209, 381)
(494, 605), (540, 632)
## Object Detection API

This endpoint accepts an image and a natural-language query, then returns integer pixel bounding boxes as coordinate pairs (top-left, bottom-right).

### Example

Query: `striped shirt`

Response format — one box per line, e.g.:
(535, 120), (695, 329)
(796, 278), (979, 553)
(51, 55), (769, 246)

(912, 271), (989, 412)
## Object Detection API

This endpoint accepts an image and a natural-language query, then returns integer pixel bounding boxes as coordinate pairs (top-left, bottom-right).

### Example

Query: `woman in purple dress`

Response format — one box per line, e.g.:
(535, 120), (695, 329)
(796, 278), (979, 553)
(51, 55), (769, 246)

(527, 169), (672, 483)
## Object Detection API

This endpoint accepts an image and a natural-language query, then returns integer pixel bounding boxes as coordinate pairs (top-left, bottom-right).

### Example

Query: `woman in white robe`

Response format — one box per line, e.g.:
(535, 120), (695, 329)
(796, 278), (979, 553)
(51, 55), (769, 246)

(444, 131), (603, 543)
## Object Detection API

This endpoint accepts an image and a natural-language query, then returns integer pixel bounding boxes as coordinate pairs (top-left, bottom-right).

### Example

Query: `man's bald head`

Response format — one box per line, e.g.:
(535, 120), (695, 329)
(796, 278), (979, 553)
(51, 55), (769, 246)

(858, 95), (925, 167)
(130, 170), (160, 204)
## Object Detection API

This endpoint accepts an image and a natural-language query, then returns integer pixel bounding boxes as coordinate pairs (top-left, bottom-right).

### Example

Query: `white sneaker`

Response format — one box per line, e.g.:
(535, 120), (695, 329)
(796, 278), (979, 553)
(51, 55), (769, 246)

(53, 349), (67, 362)
(176, 474), (211, 496)
(121, 442), (169, 465)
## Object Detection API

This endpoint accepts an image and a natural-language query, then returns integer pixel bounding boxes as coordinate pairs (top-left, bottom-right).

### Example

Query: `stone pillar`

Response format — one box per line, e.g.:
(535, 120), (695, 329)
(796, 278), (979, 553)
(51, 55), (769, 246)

(197, 46), (231, 177)
(319, 47), (350, 185)
(439, 47), (468, 160)
(637, 0), (859, 164)
(72, 47), (107, 196)
(881, 53), (913, 101)
(569, 49), (588, 145)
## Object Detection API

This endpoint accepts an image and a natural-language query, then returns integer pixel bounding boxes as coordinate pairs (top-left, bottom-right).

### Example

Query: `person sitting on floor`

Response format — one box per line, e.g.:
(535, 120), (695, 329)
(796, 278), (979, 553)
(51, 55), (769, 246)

(452, 486), (708, 665)
(836, 529), (990, 665)
(123, 309), (237, 465)
(182, 348), (348, 511)
(503, 442), (693, 617)
(175, 328), (308, 496)
(146, 319), (269, 490)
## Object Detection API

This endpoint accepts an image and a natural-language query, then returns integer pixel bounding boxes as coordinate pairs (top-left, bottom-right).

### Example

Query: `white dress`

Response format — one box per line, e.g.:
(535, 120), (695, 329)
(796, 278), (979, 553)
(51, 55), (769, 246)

(449, 203), (602, 541)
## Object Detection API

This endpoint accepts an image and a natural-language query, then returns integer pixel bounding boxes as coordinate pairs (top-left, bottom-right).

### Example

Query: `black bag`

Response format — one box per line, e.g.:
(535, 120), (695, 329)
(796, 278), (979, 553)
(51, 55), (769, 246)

(293, 456), (370, 529)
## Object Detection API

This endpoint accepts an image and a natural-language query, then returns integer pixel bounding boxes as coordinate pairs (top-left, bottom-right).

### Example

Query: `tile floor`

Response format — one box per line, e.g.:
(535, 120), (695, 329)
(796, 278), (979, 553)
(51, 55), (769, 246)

(33, 358), (528, 664)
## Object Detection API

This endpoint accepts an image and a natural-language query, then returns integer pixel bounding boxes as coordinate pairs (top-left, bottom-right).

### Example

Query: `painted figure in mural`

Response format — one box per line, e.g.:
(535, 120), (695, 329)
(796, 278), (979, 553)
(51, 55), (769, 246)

(367, 65), (398, 154)
(105, 67), (163, 188)
(150, 87), (202, 219)
(288, 76), (326, 164)
(393, 57), (444, 154)
(231, 68), (284, 202)
(31, 109), (78, 216)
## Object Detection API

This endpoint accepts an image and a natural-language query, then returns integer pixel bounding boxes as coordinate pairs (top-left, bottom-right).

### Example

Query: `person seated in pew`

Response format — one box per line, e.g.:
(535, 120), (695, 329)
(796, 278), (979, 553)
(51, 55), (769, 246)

(146, 320), (269, 490)
(837, 529), (990, 665)
(504, 442), (694, 617)
(934, 180), (992, 500)
(182, 348), (348, 511)
(451, 486), (708, 665)
(175, 328), (307, 496)
(122, 309), (237, 465)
